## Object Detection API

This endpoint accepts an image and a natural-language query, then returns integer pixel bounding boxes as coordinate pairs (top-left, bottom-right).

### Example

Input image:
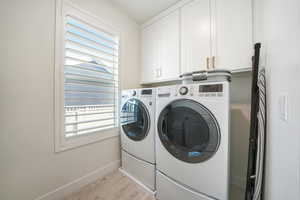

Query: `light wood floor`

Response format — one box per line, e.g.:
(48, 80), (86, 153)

(64, 170), (244, 200)
(64, 170), (155, 200)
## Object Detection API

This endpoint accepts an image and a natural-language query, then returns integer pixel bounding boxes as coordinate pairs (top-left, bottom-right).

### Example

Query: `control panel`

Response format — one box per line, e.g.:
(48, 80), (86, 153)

(177, 84), (224, 97)
(122, 89), (154, 99)
(199, 84), (223, 93)
(141, 89), (152, 95)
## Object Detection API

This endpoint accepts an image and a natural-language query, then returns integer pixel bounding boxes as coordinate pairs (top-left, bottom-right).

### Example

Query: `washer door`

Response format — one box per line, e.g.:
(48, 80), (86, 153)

(121, 98), (150, 141)
(157, 99), (220, 163)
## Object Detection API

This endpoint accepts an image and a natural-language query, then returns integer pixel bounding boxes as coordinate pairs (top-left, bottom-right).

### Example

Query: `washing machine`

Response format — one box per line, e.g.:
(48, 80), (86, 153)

(155, 81), (230, 200)
(120, 88), (156, 191)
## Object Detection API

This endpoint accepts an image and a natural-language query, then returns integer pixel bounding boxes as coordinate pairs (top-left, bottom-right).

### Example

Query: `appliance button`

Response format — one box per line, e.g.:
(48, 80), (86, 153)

(132, 90), (137, 96)
(190, 86), (194, 96)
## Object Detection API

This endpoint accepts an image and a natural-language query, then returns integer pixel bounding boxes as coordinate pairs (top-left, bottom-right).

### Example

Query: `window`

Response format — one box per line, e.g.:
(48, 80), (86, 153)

(55, 0), (120, 151)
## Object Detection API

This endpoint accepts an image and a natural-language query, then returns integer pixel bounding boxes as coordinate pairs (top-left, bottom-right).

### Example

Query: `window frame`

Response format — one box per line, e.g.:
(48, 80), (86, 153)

(54, 0), (121, 152)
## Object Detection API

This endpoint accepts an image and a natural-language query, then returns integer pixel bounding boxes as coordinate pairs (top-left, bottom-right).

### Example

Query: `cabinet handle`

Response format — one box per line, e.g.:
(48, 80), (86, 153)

(155, 68), (161, 78)
(206, 57), (210, 70)
(154, 69), (158, 78)
(212, 56), (216, 69)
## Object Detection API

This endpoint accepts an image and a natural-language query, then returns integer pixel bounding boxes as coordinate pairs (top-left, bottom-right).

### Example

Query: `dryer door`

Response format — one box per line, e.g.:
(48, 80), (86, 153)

(157, 99), (220, 163)
(121, 98), (150, 141)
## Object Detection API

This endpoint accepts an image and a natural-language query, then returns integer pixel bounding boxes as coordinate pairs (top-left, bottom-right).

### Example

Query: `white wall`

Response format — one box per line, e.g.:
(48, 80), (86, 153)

(254, 0), (300, 199)
(0, 0), (140, 199)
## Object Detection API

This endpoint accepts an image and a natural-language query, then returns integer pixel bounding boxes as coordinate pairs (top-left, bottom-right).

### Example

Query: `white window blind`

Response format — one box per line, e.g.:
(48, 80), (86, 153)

(63, 15), (119, 138)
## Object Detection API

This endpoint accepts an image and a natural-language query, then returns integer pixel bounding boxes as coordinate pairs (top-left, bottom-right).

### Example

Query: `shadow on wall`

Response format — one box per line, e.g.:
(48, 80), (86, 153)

(230, 104), (251, 187)
(230, 71), (252, 199)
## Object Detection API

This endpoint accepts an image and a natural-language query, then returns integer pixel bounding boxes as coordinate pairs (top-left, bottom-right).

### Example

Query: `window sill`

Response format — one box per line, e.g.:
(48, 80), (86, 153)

(55, 127), (120, 153)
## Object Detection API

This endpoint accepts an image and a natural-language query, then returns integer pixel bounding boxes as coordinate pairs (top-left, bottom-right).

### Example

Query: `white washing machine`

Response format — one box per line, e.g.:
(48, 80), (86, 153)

(120, 88), (156, 191)
(155, 81), (230, 200)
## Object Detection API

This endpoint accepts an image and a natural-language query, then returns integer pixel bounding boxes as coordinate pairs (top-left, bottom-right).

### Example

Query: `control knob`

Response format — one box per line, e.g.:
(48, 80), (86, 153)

(179, 86), (189, 95)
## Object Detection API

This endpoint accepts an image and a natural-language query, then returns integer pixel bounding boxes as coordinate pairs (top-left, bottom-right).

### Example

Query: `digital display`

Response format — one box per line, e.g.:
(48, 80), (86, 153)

(141, 89), (152, 95)
(199, 84), (223, 93)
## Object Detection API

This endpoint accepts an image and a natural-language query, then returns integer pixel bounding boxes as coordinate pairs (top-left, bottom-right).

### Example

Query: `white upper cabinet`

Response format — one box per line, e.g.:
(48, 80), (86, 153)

(212, 0), (253, 71)
(141, 10), (180, 84)
(141, 0), (253, 84)
(141, 22), (158, 83)
(158, 10), (180, 81)
(181, 0), (211, 74)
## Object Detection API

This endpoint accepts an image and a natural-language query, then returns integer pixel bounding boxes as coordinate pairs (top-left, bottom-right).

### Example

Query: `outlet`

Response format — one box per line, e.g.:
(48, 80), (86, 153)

(279, 94), (288, 122)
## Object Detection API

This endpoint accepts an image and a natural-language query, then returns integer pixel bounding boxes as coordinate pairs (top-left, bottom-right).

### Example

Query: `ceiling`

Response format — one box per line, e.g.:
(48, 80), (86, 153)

(111, 0), (182, 24)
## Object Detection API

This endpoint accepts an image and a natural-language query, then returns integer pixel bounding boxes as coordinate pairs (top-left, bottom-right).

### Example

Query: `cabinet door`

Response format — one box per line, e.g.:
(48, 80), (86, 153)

(157, 10), (180, 80)
(141, 23), (159, 83)
(181, 0), (212, 74)
(212, 0), (253, 71)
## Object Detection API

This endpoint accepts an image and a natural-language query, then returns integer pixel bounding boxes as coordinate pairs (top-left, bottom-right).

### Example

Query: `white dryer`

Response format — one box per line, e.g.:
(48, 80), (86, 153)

(155, 81), (230, 200)
(120, 88), (156, 191)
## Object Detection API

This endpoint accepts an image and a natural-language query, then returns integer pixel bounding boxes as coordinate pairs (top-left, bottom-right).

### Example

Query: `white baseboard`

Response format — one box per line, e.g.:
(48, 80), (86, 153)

(119, 168), (156, 197)
(35, 160), (120, 200)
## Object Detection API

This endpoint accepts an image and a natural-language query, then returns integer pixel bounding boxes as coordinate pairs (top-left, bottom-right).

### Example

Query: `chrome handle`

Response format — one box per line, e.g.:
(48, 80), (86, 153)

(155, 68), (160, 78)
(206, 57), (210, 70)
(212, 56), (216, 69)
(154, 69), (157, 77)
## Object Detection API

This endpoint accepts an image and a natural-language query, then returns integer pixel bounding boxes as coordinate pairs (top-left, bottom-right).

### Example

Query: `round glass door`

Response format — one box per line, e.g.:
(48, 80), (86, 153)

(121, 98), (150, 141)
(157, 99), (220, 163)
